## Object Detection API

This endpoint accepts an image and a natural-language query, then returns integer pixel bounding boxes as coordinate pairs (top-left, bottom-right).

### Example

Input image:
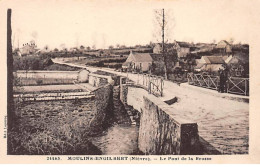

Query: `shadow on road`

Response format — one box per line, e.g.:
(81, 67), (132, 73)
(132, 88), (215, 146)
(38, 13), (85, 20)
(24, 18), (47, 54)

(199, 136), (221, 155)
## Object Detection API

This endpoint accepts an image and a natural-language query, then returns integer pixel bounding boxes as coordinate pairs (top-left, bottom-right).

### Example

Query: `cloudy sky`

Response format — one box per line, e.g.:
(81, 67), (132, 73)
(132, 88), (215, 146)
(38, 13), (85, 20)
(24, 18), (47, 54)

(1, 0), (255, 49)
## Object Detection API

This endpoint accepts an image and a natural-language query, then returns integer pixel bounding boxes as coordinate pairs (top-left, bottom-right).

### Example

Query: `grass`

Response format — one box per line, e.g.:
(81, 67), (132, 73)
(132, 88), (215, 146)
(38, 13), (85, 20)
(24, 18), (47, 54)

(8, 100), (101, 155)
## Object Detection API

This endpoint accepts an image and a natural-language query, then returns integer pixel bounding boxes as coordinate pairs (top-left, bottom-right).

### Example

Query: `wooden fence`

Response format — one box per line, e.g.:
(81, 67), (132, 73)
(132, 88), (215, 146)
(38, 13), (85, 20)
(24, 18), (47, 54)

(187, 73), (249, 96)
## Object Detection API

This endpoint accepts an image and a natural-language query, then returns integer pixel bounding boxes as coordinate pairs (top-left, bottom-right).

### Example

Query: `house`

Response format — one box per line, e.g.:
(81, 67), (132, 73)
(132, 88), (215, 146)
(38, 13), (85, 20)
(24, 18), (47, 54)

(152, 43), (175, 54)
(216, 40), (232, 53)
(195, 56), (227, 72)
(20, 41), (38, 56)
(123, 51), (153, 72)
(153, 43), (162, 54)
(173, 41), (197, 59)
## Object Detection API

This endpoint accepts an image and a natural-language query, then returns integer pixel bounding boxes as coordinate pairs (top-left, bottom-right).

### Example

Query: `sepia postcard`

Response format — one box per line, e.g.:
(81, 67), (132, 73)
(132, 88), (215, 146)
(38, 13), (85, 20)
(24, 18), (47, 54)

(0, 0), (260, 164)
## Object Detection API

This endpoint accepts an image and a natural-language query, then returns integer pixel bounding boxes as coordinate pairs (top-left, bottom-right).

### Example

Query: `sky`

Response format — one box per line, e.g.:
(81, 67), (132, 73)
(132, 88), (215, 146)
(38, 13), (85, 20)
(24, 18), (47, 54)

(1, 0), (254, 49)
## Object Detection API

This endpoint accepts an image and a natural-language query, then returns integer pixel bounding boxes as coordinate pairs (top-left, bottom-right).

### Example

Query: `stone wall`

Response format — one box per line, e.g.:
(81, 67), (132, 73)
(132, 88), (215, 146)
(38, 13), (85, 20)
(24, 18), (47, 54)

(87, 84), (114, 135)
(112, 86), (131, 124)
(88, 73), (111, 87)
(121, 85), (200, 155)
(139, 96), (200, 155)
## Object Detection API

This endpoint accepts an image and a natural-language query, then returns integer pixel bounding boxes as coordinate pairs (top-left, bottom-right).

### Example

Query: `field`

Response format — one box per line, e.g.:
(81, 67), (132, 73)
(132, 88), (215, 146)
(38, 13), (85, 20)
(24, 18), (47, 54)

(64, 56), (127, 69)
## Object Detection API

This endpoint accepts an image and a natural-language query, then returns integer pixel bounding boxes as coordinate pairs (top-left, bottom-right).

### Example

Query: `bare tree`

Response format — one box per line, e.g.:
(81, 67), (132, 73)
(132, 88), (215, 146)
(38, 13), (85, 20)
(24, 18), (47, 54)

(229, 38), (234, 45)
(153, 9), (175, 79)
(60, 43), (66, 50)
(31, 31), (38, 46)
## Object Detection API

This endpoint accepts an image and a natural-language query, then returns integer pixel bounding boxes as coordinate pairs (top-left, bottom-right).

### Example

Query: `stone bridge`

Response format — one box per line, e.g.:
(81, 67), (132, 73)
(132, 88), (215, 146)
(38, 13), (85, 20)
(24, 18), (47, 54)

(51, 59), (249, 155)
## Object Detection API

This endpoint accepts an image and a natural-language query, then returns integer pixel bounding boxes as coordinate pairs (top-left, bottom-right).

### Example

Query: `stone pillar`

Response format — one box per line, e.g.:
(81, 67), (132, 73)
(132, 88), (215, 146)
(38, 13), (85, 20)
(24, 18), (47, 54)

(119, 77), (128, 105)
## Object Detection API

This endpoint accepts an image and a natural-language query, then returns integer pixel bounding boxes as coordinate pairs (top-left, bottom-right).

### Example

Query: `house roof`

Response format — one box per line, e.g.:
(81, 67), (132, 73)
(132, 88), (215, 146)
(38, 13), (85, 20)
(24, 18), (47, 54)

(154, 43), (175, 48)
(131, 52), (153, 62)
(175, 41), (193, 48)
(202, 56), (225, 64)
(150, 53), (164, 61)
(216, 40), (231, 48)
(201, 64), (224, 71)
(122, 61), (131, 67)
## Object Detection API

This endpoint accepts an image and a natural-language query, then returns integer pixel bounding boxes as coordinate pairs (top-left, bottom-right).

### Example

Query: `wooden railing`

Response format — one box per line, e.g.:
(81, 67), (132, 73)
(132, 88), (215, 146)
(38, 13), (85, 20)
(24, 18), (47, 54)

(125, 73), (164, 97)
(187, 73), (219, 90)
(187, 73), (249, 96)
(227, 77), (249, 96)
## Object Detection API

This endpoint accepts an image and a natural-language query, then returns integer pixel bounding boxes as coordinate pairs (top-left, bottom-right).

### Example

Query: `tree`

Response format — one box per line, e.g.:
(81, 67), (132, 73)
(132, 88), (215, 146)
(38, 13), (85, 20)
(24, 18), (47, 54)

(109, 45), (114, 50)
(60, 43), (66, 50)
(80, 45), (85, 50)
(86, 46), (91, 51)
(229, 38), (234, 45)
(153, 9), (175, 79)
(120, 45), (126, 49)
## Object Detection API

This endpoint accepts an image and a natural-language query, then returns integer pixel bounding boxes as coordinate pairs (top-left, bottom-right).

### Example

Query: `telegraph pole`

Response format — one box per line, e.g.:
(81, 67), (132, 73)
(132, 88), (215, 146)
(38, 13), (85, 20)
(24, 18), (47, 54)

(162, 9), (167, 79)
